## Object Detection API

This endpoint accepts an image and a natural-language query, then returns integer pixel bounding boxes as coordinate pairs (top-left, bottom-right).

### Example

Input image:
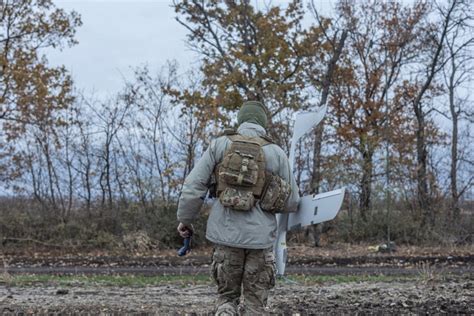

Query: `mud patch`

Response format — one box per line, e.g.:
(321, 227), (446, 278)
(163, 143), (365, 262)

(1, 277), (473, 314)
(271, 278), (474, 315)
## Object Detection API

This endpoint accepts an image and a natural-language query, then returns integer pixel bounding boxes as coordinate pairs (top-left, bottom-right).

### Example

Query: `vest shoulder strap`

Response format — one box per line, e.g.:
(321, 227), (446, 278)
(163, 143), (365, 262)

(260, 134), (274, 144)
(221, 128), (237, 136)
(228, 134), (272, 146)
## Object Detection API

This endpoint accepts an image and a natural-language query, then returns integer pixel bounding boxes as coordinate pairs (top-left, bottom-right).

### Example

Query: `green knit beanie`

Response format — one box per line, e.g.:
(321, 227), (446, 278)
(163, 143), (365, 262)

(237, 101), (268, 129)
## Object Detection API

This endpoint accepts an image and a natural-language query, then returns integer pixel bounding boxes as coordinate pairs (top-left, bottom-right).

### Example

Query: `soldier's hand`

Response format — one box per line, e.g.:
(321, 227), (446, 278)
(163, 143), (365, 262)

(177, 222), (193, 238)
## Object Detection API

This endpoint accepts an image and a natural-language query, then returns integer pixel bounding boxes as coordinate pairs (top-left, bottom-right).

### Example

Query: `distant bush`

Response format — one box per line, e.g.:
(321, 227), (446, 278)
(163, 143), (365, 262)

(0, 197), (210, 253)
(0, 195), (472, 253)
(312, 197), (473, 246)
(287, 194), (473, 247)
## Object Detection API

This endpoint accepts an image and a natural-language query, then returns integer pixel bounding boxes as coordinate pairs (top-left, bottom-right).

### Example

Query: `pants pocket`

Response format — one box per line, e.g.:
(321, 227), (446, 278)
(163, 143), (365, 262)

(264, 250), (276, 288)
(211, 247), (225, 284)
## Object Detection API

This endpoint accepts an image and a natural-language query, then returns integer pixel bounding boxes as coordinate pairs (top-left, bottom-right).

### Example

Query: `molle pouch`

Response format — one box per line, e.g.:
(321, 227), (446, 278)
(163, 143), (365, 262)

(219, 187), (255, 211)
(260, 174), (291, 213)
(219, 143), (260, 187)
(215, 134), (269, 206)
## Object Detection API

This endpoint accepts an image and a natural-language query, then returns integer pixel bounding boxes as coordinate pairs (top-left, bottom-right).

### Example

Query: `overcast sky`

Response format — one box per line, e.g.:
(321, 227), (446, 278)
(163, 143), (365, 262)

(49, 1), (195, 98)
(49, 1), (338, 98)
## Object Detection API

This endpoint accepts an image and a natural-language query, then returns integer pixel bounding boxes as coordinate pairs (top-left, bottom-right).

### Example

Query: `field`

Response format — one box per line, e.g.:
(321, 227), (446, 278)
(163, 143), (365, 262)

(1, 244), (473, 314)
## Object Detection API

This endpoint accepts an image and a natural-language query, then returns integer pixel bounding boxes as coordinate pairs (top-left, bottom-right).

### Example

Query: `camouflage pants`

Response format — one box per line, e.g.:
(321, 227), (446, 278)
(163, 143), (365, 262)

(211, 244), (276, 315)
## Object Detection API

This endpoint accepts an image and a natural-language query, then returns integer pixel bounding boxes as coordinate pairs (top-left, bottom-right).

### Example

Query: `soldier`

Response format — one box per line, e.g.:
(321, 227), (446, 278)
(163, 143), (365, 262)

(177, 100), (299, 315)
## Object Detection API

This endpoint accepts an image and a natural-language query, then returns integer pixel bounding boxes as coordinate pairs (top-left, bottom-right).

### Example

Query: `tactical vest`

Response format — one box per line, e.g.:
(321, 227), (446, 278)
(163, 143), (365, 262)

(214, 130), (292, 213)
(215, 132), (270, 211)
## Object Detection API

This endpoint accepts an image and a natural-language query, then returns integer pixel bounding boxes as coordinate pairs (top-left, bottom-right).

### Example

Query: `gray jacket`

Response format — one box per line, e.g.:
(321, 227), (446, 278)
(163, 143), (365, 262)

(177, 122), (300, 249)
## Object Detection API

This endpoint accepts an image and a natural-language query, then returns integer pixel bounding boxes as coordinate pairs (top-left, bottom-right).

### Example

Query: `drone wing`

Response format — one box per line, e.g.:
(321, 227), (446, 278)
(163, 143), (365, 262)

(288, 188), (346, 231)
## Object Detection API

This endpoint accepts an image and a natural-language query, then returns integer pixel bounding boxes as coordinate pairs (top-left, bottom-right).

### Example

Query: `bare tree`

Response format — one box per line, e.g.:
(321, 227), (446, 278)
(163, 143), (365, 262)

(408, 0), (468, 227)
(75, 110), (95, 217)
(122, 63), (181, 205)
(439, 1), (474, 222)
(87, 97), (132, 210)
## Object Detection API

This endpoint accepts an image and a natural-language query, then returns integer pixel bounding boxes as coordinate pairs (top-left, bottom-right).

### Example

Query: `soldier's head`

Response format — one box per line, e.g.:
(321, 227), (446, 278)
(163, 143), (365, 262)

(237, 101), (268, 129)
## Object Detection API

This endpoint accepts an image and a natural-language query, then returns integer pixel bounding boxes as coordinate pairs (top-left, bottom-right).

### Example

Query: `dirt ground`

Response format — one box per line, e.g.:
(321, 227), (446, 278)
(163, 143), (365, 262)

(1, 276), (473, 314)
(1, 244), (473, 314)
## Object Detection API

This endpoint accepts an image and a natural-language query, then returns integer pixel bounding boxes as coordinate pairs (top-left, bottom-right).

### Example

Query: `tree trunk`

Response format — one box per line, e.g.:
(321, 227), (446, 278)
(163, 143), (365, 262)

(449, 78), (460, 222)
(84, 158), (92, 217)
(306, 29), (347, 245)
(414, 108), (431, 227)
(310, 29), (347, 194)
(359, 149), (373, 222)
(409, 0), (460, 227)
(310, 124), (324, 194)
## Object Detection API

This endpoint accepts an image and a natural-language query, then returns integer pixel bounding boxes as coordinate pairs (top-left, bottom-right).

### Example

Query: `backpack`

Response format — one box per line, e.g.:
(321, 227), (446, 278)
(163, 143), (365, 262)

(215, 133), (270, 211)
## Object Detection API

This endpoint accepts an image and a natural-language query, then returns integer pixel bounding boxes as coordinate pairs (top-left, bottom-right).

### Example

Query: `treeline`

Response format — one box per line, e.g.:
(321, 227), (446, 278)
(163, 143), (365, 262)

(0, 0), (473, 250)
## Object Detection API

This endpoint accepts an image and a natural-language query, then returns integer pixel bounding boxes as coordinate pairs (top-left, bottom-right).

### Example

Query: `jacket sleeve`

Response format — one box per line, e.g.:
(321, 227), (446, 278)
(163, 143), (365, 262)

(177, 141), (216, 225)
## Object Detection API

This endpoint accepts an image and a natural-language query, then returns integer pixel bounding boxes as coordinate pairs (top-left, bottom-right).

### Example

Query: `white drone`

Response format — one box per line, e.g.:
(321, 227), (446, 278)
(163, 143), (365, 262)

(275, 104), (345, 275)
